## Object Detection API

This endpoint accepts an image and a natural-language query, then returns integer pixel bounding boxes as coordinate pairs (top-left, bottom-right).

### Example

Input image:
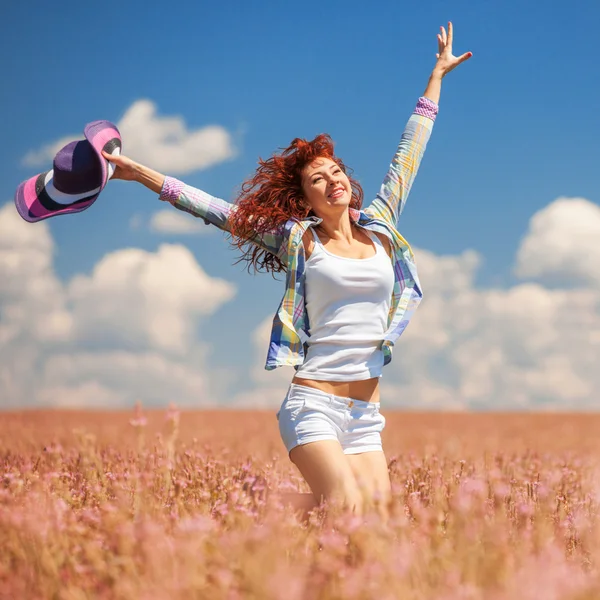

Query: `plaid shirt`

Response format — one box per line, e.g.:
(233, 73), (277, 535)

(160, 96), (438, 371)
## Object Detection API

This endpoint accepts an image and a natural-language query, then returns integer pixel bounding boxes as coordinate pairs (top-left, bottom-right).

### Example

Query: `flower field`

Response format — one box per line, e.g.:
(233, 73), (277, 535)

(2, 406), (600, 599)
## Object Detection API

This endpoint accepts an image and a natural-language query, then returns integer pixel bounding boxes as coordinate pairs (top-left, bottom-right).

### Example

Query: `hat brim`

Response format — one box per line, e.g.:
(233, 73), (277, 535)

(14, 121), (121, 223)
(15, 171), (101, 223)
(84, 121), (122, 190)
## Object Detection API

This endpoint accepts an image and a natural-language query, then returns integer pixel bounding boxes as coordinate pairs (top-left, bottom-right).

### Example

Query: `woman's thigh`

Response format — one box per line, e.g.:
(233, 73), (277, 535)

(289, 440), (362, 510)
(346, 450), (392, 508)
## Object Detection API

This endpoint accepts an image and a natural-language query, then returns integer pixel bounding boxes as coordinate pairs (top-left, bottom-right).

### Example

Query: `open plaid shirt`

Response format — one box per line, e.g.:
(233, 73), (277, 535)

(160, 96), (438, 371)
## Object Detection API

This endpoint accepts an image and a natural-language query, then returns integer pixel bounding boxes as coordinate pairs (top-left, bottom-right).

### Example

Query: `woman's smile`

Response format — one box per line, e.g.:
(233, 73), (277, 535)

(328, 187), (345, 199)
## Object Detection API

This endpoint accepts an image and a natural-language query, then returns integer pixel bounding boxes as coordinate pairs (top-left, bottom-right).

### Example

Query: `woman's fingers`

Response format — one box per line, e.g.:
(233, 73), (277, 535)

(101, 150), (135, 180)
(102, 150), (118, 163)
(101, 150), (110, 159)
(440, 25), (447, 46)
(456, 51), (473, 65)
(434, 21), (472, 74)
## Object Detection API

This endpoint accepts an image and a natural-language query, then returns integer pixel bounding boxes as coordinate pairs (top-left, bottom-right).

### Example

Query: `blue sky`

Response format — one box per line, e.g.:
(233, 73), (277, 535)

(1, 0), (599, 411)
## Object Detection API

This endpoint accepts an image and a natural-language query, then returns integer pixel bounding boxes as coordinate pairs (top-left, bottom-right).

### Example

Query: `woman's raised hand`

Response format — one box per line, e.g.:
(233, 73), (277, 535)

(102, 151), (139, 181)
(102, 151), (165, 194)
(434, 21), (472, 76)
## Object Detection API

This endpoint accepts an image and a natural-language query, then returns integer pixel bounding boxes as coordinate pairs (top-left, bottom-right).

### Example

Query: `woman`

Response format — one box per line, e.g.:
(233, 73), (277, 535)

(104, 23), (471, 518)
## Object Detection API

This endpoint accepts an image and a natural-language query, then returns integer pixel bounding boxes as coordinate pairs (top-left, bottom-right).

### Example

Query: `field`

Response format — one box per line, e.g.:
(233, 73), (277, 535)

(2, 408), (600, 599)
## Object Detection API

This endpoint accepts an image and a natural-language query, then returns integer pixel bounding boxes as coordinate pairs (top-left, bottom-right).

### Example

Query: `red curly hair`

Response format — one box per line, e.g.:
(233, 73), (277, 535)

(228, 134), (364, 274)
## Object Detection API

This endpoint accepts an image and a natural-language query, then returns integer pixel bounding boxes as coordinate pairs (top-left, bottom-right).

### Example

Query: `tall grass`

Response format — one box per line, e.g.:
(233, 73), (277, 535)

(1, 407), (600, 599)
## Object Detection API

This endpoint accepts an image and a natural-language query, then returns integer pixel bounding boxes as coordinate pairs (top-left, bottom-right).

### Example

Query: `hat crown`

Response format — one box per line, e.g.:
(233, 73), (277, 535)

(52, 140), (102, 194)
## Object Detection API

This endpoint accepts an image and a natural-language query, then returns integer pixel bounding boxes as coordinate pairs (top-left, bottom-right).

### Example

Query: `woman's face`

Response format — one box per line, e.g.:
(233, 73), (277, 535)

(301, 157), (352, 217)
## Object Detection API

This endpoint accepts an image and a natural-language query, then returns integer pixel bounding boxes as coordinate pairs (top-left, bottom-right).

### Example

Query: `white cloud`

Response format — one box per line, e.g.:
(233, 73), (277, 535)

(148, 209), (211, 234)
(383, 245), (600, 410)
(0, 202), (55, 299)
(230, 314), (294, 409)
(0, 204), (73, 343)
(117, 100), (235, 174)
(21, 99), (236, 175)
(515, 197), (600, 287)
(379, 379), (465, 411)
(39, 350), (212, 408)
(37, 382), (126, 410)
(0, 202), (235, 409)
(68, 244), (235, 354)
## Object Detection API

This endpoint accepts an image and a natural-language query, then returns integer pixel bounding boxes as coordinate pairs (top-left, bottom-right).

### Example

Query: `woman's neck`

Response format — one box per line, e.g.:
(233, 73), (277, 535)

(316, 212), (355, 243)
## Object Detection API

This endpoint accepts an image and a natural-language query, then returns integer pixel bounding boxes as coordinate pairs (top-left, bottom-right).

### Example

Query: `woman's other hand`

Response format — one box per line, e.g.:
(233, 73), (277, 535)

(102, 151), (140, 181)
(434, 21), (472, 77)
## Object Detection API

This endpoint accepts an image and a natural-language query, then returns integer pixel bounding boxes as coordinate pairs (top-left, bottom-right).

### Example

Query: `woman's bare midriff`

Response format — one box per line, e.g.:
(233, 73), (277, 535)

(291, 376), (380, 403)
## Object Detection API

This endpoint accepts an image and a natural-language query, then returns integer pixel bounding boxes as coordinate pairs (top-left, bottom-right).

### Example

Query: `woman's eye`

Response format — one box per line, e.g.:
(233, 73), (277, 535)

(312, 178), (322, 184)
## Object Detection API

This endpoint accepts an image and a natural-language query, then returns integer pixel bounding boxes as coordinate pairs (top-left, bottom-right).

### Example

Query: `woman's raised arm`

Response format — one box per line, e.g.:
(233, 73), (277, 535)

(364, 21), (472, 228)
(102, 151), (284, 257)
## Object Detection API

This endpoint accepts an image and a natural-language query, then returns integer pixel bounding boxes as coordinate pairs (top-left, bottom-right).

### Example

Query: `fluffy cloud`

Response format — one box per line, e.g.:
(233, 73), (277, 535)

(0, 202), (235, 409)
(128, 209), (213, 235)
(117, 100), (235, 174)
(148, 209), (211, 235)
(22, 99), (236, 175)
(231, 315), (293, 409)
(388, 261), (600, 410)
(38, 350), (210, 409)
(0, 204), (72, 344)
(515, 197), (600, 287)
(237, 196), (600, 411)
(36, 382), (126, 410)
(68, 244), (234, 354)
(382, 197), (600, 410)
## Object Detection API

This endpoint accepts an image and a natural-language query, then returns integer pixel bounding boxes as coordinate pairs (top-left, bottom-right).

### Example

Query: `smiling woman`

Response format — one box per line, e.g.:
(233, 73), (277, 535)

(103, 22), (472, 521)
(227, 134), (364, 274)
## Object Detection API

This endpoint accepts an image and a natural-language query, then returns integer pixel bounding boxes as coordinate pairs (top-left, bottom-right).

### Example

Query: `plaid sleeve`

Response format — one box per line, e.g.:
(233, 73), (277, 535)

(159, 176), (283, 256)
(363, 97), (437, 227)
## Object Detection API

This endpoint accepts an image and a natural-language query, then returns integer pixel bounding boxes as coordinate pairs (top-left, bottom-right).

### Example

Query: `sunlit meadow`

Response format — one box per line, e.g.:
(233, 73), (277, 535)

(2, 405), (600, 599)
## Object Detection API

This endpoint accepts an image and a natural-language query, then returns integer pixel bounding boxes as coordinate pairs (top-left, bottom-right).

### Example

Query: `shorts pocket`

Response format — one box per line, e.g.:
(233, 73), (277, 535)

(299, 395), (327, 414)
(281, 394), (329, 424)
(278, 396), (305, 421)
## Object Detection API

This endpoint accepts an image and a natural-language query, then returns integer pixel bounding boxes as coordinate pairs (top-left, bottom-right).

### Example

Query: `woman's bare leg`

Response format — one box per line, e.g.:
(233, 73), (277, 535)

(270, 448), (390, 522)
(346, 450), (392, 521)
(289, 439), (364, 514)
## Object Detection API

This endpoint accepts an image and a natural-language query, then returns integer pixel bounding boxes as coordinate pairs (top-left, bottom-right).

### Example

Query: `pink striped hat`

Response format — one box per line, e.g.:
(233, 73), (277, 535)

(15, 121), (121, 223)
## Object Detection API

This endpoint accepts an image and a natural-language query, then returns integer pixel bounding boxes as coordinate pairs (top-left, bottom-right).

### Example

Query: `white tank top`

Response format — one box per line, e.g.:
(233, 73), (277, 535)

(295, 226), (395, 381)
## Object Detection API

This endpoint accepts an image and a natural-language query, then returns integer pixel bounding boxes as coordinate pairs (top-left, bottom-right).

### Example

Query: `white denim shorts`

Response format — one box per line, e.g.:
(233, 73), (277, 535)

(276, 383), (386, 455)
